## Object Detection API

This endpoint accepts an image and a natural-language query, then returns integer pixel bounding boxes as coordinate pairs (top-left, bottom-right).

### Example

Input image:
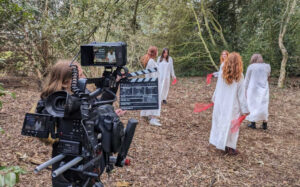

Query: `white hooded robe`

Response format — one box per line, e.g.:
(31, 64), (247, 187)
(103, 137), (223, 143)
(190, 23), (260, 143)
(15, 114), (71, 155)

(158, 56), (176, 101)
(244, 63), (271, 122)
(209, 68), (249, 150)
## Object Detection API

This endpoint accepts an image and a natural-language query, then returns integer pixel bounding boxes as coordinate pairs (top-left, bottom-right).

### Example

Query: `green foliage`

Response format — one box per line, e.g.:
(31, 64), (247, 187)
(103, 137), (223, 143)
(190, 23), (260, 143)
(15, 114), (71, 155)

(0, 166), (27, 187)
(0, 0), (299, 78)
(0, 83), (16, 109)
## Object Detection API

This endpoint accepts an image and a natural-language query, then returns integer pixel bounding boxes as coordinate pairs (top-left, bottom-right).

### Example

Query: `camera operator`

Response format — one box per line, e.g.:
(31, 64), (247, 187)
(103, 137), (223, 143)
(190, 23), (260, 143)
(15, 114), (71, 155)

(36, 59), (125, 117)
(33, 59), (125, 186)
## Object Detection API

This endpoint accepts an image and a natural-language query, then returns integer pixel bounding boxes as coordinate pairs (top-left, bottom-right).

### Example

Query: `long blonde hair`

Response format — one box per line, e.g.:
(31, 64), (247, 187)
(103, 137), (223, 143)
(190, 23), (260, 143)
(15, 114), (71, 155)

(141, 46), (158, 68)
(222, 52), (243, 85)
(41, 60), (78, 99)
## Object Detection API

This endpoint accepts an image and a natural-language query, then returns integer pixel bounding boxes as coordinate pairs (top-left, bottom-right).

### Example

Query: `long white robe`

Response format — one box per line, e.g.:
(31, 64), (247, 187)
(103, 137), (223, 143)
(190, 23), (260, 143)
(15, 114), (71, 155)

(244, 63), (271, 122)
(140, 58), (161, 117)
(158, 56), (176, 101)
(209, 68), (249, 150)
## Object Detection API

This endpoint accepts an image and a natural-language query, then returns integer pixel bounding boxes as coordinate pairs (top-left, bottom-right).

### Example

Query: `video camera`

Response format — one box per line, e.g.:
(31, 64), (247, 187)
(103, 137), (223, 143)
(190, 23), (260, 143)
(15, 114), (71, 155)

(21, 42), (158, 186)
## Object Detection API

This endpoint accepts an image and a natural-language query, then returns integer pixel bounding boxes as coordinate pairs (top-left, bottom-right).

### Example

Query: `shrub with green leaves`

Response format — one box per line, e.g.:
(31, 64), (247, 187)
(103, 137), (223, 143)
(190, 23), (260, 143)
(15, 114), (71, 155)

(0, 166), (27, 187)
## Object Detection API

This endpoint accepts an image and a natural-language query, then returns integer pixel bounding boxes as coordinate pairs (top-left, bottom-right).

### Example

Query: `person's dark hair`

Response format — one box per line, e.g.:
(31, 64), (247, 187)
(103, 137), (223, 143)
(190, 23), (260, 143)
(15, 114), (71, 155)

(159, 48), (169, 62)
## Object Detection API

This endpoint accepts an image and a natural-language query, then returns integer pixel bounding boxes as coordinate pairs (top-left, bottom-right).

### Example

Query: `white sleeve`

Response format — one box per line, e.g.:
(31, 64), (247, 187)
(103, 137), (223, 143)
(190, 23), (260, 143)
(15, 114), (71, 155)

(238, 76), (249, 114)
(212, 90), (216, 103)
(146, 59), (159, 78)
(267, 64), (271, 76)
(146, 59), (156, 69)
(244, 66), (252, 94)
(170, 57), (176, 78)
(213, 72), (219, 77)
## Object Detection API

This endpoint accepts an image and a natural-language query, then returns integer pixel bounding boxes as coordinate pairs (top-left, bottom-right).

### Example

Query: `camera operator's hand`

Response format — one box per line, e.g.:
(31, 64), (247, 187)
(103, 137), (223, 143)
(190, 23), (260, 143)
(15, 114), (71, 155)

(116, 74), (126, 82)
(115, 109), (126, 116)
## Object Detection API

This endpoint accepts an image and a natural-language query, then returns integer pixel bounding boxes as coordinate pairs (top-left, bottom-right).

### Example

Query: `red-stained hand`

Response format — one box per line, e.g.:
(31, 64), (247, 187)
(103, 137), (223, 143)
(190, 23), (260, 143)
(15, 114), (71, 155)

(171, 78), (177, 85)
(230, 114), (249, 133)
(115, 109), (126, 116)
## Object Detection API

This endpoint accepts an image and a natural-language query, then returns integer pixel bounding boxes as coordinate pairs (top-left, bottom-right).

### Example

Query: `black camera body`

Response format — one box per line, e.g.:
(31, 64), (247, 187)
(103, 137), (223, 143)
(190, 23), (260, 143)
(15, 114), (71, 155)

(22, 42), (138, 187)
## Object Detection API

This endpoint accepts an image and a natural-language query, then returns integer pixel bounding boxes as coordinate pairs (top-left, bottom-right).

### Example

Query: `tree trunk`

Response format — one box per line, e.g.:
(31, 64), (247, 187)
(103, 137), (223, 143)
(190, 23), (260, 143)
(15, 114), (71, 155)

(104, 14), (111, 42)
(132, 0), (140, 34)
(278, 0), (297, 88)
(201, 0), (216, 46)
(191, 4), (218, 70)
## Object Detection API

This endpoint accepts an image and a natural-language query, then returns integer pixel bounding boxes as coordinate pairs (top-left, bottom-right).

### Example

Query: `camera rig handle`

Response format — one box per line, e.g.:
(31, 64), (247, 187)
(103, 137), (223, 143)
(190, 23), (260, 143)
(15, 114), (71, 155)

(115, 118), (138, 167)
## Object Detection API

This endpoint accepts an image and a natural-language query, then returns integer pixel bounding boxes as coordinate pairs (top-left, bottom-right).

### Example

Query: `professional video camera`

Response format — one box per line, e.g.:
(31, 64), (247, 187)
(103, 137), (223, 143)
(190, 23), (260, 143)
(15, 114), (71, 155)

(21, 42), (159, 187)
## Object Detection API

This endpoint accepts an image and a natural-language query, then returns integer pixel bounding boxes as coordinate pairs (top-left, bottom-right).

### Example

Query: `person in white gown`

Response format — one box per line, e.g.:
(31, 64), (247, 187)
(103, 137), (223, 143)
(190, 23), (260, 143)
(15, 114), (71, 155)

(209, 52), (249, 155)
(107, 50), (116, 63)
(140, 46), (162, 126)
(213, 50), (229, 77)
(157, 48), (176, 104)
(244, 54), (271, 130)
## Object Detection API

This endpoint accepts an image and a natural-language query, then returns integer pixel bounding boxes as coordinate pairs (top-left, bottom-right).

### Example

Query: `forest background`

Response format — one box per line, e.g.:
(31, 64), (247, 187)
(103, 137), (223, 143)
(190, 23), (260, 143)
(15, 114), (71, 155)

(0, 0), (299, 87)
(0, 0), (299, 186)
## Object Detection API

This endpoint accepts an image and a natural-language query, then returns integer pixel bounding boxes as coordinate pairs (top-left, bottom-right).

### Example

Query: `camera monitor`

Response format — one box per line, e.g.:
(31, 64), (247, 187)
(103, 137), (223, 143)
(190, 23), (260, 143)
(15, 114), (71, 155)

(81, 42), (127, 67)
(21, 113), (54, 138)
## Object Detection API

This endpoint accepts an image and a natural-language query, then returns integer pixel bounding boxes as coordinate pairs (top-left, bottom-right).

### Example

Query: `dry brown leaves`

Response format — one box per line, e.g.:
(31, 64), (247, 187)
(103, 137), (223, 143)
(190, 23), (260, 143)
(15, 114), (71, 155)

(0, 76), (299, 186)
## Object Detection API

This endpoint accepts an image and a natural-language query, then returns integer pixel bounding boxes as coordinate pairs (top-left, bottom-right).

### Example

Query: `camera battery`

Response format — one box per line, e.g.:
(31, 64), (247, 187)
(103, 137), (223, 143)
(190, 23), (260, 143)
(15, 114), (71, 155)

(57, 140), (81, 155)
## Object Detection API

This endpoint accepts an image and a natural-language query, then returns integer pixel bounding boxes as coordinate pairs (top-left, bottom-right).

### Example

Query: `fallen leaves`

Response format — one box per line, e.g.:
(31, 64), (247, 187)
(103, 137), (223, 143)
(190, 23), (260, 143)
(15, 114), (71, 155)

(0, 76), (299, 186)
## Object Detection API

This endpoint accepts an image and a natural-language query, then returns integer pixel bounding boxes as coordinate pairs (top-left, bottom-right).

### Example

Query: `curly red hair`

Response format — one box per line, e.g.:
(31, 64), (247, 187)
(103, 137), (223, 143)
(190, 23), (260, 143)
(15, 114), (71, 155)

(222, 52), (243, 84)
(141, 46), (158, 68)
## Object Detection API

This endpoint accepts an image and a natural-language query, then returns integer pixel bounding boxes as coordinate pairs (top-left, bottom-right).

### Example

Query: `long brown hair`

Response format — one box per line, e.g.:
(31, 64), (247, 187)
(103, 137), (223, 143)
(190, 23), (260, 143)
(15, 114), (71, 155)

(250, 53), (264, 64)
(220, 50), (229, 65)
(141, 46), (158, 68)
(159, 48), (169, 62)
(41, 59), (78, 99)
(222, 52), (243, 85)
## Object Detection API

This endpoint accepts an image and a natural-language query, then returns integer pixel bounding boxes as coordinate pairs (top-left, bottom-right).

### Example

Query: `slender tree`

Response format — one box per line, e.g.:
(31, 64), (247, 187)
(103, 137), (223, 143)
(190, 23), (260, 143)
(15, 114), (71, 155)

(278, 0), (297, 88)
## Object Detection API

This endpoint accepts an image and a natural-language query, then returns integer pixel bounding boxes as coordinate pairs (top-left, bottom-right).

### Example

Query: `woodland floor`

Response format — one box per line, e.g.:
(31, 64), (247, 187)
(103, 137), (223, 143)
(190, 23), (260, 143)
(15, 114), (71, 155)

(0, 76), (299, 187)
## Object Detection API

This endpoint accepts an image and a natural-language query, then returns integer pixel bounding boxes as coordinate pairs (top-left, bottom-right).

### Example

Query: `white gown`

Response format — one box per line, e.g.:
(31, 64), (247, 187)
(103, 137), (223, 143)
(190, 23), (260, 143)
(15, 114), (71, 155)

(107, 52), (116, 63)
(140, 58), (161, 117)
(209, 67), (249, 150)
(158, 56), (176, 101)
(244, 63), (271, 122)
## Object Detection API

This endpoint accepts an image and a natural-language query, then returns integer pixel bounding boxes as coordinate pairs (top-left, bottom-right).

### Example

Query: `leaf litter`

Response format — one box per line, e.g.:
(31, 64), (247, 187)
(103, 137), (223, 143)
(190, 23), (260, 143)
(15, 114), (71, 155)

(0, 76), (299, 186)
